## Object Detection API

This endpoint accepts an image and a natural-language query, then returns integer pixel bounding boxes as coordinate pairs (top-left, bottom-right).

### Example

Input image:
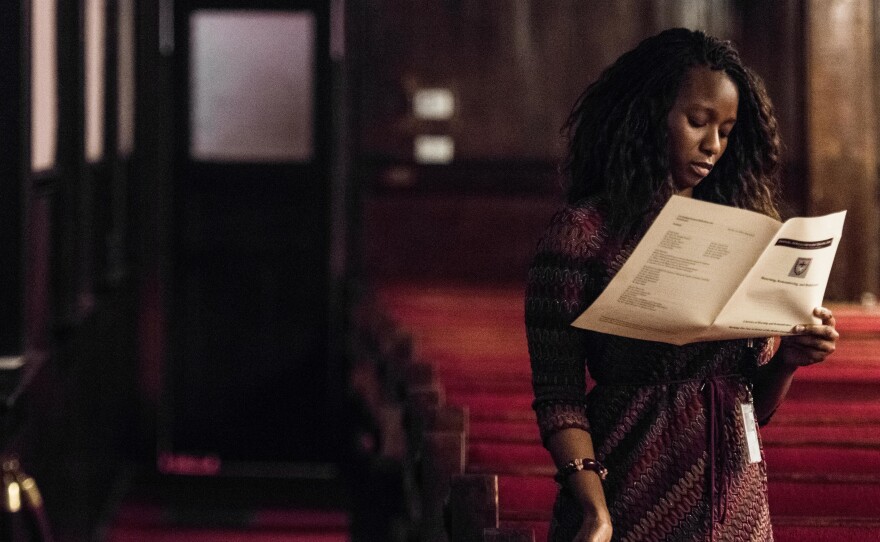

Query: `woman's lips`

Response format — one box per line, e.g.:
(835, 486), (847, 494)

(690, 162), (713, 177)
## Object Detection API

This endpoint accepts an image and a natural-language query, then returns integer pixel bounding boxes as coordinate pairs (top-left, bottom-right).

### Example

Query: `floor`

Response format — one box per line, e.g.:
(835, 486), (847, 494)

(101, 471), (352, 542)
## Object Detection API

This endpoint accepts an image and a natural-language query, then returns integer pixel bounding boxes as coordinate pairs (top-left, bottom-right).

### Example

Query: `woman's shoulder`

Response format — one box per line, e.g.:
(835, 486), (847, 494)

(546, 196), (609, 235)
(537, 196), (610, 256)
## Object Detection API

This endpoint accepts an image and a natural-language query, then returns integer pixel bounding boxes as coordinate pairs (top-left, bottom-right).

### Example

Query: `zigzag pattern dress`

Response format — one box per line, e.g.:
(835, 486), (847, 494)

(525, 198), (775, 542)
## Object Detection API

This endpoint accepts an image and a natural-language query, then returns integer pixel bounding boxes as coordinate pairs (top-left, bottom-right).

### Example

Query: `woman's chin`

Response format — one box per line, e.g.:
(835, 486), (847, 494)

(672, 175), (703, 197)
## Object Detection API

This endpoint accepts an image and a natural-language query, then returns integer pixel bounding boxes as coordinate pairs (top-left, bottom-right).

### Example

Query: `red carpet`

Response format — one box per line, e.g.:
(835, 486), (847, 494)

(377, 283), (880, 541)
(105, 529), (349, 542)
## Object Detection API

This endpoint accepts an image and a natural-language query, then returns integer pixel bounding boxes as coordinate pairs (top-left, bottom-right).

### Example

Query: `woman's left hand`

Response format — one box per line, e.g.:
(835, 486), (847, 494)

(778, 306), (839, 367)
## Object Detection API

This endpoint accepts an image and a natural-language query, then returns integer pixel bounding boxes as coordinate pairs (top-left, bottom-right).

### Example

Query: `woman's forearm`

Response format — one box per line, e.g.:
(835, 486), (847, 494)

(752, 354), (797, 423)
(545, 428), (610, 515)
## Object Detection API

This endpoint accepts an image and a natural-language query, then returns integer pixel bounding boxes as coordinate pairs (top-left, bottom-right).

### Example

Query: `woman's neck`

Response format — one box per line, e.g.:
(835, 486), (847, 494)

(677, 186), (694, 198)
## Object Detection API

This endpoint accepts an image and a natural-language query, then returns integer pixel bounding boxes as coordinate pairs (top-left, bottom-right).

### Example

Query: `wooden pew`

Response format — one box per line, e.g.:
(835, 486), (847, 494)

(448, 474), (537, 542)
(377, 286), (880, 542)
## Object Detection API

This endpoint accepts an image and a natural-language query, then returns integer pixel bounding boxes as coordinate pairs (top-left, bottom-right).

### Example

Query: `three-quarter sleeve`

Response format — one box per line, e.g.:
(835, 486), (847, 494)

(525, 204), (605, 444)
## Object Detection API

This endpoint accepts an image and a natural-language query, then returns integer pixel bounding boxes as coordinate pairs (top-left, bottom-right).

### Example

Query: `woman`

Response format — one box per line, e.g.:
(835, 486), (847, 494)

(525, 28), (838, 542)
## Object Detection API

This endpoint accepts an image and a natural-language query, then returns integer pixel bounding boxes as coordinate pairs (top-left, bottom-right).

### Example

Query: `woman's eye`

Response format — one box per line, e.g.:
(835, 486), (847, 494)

(687, 117), (705, 128)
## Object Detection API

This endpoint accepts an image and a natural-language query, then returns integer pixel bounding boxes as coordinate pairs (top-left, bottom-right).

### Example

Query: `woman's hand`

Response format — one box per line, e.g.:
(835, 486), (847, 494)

(778, 307), (839, 367)
(546, 429), (612, 541)
(573, 507), (613, 542)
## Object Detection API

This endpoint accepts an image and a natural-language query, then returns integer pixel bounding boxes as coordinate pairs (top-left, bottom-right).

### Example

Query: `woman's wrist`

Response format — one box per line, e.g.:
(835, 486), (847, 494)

(565, 470), (610, 516)
(769, 344), (801, 372)
(555, 457), (608, 484)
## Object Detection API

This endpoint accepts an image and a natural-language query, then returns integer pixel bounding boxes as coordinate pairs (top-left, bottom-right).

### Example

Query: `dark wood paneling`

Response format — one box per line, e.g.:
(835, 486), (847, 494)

(805, 0), (879, 301)
(354, 1), (755, 284)
(0, 0), (24, 355)
(363, 195), (559, 284)
(355, 0), (743, 171)
(356, 0), (656, 165)
(2, 2), (141, 542)
(53, 0), (86, 325)
(738, 0), (807, 219)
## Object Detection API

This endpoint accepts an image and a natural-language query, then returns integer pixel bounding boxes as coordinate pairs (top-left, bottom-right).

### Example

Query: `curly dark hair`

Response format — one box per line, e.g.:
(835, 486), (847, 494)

(562, 28), (782, 237)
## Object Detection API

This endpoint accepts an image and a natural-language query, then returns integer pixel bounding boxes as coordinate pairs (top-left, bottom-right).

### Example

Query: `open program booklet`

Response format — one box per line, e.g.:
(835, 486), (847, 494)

(571, 195), (847, 345)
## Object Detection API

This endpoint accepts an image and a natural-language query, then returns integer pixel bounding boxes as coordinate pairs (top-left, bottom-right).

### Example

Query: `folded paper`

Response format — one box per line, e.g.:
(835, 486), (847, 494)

(572, 195), (846, 345)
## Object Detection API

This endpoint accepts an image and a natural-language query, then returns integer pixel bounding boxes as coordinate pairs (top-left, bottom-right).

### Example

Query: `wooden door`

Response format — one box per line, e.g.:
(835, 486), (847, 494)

(160, 0), (343, 472)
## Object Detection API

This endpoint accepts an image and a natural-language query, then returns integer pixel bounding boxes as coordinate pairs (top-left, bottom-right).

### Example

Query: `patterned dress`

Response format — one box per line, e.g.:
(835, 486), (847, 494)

(525, 197), (776, 542)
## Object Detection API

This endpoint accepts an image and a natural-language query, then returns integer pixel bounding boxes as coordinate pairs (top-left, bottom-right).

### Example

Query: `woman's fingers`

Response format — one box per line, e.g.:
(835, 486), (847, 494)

(794, 324), (839, 342)
(812, 306), (837, 327)
(793, 307), (839, 340)
(788, 333), (836, 352)
(781, 307), (839, 366)
(784, 339), (835, 363)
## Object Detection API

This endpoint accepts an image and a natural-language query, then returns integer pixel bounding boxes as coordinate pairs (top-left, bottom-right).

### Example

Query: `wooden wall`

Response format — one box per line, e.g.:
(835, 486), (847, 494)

(0, 0), (25, 356)
(356, 0), (741, 165)
(356, 1), (879, 301)
(1, 1), (145, 540)
(736, 0), (808, 218)
(804, 0), (879, 301)
(355, 1), (742, 284)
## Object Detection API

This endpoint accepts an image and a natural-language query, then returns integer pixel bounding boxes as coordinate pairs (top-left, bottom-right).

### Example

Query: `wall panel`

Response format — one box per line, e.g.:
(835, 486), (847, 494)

(805, 0), (879, 301)
(356, 1), (756, 284)
(358, 0), (659, 166)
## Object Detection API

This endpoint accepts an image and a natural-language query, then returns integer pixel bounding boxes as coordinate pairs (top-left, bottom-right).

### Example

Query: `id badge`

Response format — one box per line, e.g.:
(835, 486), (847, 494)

(740, 402), (762, 464)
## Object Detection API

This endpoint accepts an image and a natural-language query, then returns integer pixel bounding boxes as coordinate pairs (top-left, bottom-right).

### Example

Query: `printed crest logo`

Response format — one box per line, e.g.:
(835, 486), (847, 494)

(789, 257), (812, 278)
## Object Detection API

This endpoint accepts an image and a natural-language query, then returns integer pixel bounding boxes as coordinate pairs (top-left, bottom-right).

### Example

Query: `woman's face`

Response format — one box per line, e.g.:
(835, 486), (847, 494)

(666, 66), (739, 196)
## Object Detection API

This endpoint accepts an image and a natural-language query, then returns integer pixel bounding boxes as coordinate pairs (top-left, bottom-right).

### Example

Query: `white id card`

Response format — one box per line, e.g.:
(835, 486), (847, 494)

(740, 402), (762, 464)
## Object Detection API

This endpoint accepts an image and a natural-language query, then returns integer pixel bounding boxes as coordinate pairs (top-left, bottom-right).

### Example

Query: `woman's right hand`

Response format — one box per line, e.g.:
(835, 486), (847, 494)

(573, 508), (613, 542)
(545, 429), (612, 541)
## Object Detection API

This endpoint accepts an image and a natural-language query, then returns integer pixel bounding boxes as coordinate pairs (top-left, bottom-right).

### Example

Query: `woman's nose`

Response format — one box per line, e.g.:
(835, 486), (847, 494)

(701, 130), (722, 155)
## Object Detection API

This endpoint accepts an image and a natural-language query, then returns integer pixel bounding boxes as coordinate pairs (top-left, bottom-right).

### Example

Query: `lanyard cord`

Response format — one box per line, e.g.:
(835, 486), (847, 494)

(704, 376), (732, 540)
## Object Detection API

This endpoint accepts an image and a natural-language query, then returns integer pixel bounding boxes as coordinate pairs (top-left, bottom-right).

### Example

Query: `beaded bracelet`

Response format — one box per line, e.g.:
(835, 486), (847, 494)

(554, 457), (608, 484)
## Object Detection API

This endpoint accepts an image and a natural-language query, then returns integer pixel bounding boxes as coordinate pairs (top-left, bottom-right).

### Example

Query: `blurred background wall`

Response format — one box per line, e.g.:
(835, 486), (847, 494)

(356, 0), (879, 302)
